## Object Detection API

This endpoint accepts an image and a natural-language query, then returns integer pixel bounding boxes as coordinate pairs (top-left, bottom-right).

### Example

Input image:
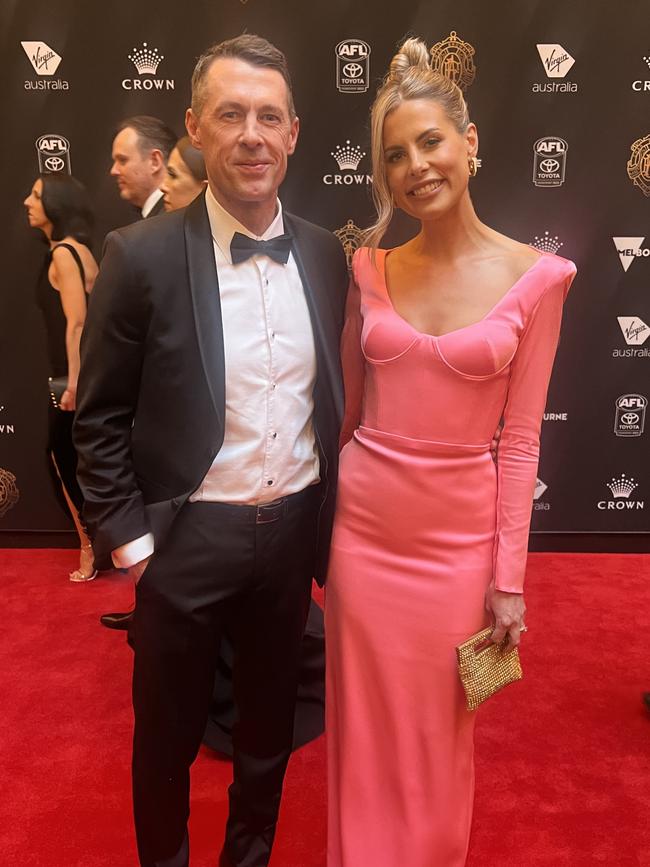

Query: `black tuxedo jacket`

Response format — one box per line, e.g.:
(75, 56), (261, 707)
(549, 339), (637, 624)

(145, 195), (165, 218)
(74, 193), (349, 583)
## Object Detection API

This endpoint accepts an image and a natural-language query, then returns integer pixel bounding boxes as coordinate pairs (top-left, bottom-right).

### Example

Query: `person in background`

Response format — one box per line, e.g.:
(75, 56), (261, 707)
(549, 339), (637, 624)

(101, 115), (177, 630)
(110, 115), (176, 219)
(161, 135), (208, 212)
(24, 174), (99, 582)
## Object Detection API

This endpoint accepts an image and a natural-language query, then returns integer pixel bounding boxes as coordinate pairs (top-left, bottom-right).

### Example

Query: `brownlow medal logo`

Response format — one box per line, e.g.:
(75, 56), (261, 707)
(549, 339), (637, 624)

(627, 134), (650, 196)
(430, 31), (476, 91)
(334, 219), (364, 270)
(0, 468), (19, 518)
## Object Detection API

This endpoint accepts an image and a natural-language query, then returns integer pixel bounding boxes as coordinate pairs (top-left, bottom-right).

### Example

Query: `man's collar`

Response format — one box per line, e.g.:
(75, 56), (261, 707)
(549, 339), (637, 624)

(141, 187), (163, 218)
(204, 185), (285, 264)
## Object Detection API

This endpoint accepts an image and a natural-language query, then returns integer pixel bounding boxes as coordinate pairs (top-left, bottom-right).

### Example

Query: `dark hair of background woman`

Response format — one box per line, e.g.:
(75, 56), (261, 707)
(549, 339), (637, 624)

(39, 173), (94, 247)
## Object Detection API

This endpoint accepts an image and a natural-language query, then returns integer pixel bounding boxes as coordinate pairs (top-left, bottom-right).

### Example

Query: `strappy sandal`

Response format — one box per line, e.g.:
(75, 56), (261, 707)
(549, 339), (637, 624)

(69, 543), (97, 583)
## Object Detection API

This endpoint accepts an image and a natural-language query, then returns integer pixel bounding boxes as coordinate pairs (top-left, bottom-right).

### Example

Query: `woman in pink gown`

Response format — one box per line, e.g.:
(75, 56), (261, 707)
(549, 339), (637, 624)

(326, 38), (576, 866)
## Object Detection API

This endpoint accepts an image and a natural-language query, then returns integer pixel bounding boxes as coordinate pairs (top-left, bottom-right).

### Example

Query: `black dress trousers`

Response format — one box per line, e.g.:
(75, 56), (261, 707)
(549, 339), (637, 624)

(131, 484), (320, 867)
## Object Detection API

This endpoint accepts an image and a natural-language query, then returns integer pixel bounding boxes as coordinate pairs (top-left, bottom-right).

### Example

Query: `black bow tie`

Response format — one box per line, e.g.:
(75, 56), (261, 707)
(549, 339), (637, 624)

(230, 231), (293, 265)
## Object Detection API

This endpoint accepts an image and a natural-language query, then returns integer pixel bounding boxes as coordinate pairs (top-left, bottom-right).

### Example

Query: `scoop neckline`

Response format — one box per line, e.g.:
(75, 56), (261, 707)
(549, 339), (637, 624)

(377, 247), (547, 341)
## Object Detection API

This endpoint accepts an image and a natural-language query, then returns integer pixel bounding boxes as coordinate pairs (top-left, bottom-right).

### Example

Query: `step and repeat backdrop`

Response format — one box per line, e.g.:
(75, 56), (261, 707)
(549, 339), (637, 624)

(0, 0), (648, 539)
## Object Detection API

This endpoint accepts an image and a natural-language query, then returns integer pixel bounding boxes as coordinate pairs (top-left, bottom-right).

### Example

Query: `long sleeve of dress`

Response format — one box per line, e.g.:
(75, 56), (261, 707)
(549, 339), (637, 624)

(493, 260), (576, 592)
(339, 257), (365, 450)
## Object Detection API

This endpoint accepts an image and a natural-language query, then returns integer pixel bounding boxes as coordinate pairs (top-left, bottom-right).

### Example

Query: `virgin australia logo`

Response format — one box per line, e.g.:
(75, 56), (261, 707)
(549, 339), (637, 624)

(618, 316), (650, 345)
(612, 316), (650, 358)
(21, 41), (69, 90)
(122, 42), (174, 91)
(533, 44), (577, 92)
(22, 41), (61, 74)
(533, 478), (549, 511)
(597, 474), (644, 510)
(323, 141), (372, 186)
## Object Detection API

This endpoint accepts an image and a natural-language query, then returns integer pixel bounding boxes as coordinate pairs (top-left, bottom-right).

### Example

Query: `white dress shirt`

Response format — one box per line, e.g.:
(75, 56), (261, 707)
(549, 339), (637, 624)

(141, 188), (163, 218)
(112, 188), (319, 568)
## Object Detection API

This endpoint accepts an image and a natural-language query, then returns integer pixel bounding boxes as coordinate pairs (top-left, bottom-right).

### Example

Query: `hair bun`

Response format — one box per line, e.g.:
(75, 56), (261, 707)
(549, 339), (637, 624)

(388, 37), (430, 82)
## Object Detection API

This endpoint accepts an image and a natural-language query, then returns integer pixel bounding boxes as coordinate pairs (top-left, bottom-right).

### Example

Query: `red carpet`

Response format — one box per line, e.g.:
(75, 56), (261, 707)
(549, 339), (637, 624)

(0, 550), (648, 866)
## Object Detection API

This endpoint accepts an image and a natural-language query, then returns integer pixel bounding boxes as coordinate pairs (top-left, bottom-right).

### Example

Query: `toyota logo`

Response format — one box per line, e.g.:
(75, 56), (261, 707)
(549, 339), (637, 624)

(44, 156), (65, 172)
(342, 62), (364, 78)
(539, 158), (560, 173)
(620, 412), (640, 425)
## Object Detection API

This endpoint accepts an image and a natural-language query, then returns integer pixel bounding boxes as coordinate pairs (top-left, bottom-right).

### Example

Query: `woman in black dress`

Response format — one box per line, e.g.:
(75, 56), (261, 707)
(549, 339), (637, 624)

(24, 174), (99, 581)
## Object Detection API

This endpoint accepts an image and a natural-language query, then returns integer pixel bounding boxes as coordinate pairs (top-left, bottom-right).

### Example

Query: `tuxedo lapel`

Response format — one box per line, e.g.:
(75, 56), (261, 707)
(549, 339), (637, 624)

(284, 213), (344, 420)
(184, 194), (226, 431)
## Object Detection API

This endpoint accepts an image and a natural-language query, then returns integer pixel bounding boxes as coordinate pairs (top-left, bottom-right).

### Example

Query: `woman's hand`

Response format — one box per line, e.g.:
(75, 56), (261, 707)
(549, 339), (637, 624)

(59, 386), (76, 411)
(485, 582), (526, 650)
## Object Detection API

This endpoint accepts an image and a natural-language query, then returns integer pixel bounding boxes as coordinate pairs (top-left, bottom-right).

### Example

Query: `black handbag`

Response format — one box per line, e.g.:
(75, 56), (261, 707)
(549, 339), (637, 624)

(48, 375), (68, 409)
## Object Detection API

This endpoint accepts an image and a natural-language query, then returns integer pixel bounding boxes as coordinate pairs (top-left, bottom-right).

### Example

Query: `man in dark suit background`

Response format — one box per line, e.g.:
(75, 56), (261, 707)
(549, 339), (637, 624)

(100, 114), (177, 631)
(110, 115), (176, 220)
(74, 35), (348, 867)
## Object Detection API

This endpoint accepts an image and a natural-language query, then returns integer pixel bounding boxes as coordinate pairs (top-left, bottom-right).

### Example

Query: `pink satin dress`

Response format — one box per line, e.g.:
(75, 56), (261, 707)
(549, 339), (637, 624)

(326, 247), (576, 867)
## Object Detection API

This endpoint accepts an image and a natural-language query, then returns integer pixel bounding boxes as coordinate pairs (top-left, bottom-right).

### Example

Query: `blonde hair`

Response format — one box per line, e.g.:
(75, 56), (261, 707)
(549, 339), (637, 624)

(365, 37), (470, 250)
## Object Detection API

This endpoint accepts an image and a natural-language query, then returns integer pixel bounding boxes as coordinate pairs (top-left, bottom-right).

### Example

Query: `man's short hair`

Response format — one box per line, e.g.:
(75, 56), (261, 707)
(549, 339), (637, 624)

(116, 115), (177, 161)
(191, 34), (296, 119)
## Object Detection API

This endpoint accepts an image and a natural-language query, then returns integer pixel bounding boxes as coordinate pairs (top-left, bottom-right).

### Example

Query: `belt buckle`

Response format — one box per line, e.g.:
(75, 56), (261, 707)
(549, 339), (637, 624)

(255, 498), (286, 524)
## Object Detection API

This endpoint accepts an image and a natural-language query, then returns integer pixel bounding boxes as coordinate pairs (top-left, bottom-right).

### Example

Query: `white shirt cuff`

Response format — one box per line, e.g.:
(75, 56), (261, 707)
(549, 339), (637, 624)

(111, 533), (155, 569)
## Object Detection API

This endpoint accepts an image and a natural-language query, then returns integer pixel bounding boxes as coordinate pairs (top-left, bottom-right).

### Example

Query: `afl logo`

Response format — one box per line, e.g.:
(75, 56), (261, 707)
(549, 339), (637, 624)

(336, 40), (371, 93)
(35, 134), (71, 174)
(614, 394), (647, 437)
(533, 136), (567, 187)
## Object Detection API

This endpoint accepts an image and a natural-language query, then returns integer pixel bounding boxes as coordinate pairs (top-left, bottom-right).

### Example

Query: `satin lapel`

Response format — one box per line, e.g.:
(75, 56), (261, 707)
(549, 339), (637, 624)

(285, 213), (344, 418)
(183, 194), (225, 429)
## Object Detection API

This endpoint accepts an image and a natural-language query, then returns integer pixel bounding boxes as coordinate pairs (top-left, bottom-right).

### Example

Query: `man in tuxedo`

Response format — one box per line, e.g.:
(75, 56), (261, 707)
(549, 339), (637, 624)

(100, 115), (178, 631)
(110, 115), (176, 220)
(74, 35), (347, 867)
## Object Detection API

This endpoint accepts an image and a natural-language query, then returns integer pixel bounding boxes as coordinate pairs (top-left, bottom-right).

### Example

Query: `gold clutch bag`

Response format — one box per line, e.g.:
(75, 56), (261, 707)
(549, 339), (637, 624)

(456, 626), (523, 711)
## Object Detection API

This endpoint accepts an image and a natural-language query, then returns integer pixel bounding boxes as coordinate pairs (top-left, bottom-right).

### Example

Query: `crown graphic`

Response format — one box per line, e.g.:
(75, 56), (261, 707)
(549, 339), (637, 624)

(607, 474), (638, 498)
(644, 55), (650, 70)
(531, 231), (563, 254)
(128, 42), (163, 75)
(331, 141), (365, 171)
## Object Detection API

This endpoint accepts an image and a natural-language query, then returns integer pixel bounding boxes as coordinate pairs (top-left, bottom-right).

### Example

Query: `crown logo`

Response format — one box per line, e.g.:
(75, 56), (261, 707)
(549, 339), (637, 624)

(627, 134), (650, 197)
(607, 474), (638, 498)
(643, 55), (650, 70)
(430, 31), (476, 91)
(531, 231), (563, 255)
(128, 42), (164, 75)
(331, 141), (365, 171)
(334, 219), (364, 270)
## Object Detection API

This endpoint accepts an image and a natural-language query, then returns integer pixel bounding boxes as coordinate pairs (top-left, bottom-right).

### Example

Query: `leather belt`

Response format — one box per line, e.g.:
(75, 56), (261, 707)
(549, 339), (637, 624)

(255, 498), (289, 524)
(189, 487), (318, 524)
